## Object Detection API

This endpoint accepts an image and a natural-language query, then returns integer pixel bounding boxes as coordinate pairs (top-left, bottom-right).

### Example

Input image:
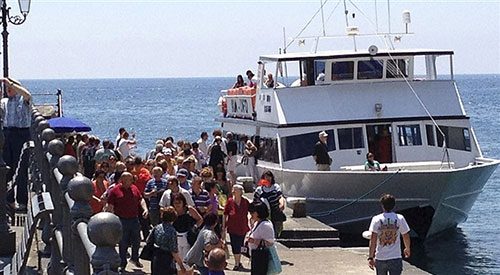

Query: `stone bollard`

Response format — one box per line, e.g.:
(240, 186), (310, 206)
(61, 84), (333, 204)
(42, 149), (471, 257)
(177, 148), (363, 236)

(41, 128), (56, 150)
(36, 120), (50, 135)
(48, 139), (65, 169)
(88, 212), (122, 274)
(67, 176), (93, 221)
(56, 156), (79, 272)
(68, 176), (93, 275)
(57, 156), (78, 192)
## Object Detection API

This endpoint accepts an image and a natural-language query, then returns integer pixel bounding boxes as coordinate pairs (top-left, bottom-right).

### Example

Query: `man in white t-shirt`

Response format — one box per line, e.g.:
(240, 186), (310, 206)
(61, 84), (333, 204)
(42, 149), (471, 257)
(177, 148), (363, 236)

(368, 194), (411, 275)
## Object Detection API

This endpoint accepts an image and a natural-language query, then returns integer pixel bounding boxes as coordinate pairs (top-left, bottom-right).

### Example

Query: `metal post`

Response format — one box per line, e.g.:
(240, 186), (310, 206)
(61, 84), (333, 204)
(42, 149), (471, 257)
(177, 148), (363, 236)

(67, 175), (93, 275)
(1, 0), (10, 81)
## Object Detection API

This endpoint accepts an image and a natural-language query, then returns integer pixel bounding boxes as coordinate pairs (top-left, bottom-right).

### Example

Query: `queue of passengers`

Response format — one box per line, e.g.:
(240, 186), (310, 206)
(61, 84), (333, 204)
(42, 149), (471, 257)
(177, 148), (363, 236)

(62, 128), (284, 275)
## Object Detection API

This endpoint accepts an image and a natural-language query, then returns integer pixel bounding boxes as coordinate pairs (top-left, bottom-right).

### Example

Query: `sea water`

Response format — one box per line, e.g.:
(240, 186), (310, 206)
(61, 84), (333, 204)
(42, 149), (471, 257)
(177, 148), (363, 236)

(24, 75), (500, 274)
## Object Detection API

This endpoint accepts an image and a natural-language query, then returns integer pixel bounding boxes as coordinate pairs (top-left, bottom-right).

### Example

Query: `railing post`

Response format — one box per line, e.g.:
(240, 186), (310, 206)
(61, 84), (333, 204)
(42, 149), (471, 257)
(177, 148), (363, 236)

(38, 127), (56, 256)
(57, 155), (78, 273)
(46, 139), (66, 275)
(67, 175), (93, 275)
(88, 212), (122, 274)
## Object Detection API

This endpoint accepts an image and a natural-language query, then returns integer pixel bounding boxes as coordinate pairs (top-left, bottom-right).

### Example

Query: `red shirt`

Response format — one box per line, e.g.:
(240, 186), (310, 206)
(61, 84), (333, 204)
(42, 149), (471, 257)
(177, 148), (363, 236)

(90, 180), (109, 214)
(133, 167), (151, 193)
(224, 197), (250, 235)
(107, 183), (142, 219)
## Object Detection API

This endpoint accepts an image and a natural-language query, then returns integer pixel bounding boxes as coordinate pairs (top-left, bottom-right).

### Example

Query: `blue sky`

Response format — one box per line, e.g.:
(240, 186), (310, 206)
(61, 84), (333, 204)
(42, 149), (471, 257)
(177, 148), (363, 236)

(7, 0), (500, 79)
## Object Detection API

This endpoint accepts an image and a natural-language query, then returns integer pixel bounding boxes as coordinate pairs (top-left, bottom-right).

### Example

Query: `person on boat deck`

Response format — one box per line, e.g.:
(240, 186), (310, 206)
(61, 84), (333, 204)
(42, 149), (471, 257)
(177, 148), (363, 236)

(365, 152), (381, 171)
(246, 70), (258, 88)
(368, 194), (411, 275)
(232, 74), (246, 89)
(313, 131), (332, 171)
(265, 73), (275, 88)
(316, 70), (326, 82)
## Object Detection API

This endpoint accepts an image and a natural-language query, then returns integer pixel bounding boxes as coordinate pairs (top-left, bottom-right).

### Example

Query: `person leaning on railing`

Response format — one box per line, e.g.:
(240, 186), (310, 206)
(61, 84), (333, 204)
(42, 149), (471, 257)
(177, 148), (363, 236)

(1, 77), (32, 211)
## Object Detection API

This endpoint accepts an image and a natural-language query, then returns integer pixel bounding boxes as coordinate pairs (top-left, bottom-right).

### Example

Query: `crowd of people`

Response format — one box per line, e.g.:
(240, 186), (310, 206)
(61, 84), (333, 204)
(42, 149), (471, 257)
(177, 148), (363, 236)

(62, 127), (285, 274)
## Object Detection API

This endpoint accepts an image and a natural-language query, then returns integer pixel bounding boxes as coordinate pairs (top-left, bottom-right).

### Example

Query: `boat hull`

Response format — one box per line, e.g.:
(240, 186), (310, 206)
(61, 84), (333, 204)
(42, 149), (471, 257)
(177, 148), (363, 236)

(249, 158), (499, 239)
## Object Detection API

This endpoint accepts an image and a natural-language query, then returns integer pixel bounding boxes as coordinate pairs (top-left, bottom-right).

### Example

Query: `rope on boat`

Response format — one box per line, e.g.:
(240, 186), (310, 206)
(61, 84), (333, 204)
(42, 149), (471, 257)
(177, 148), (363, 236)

(308, 169), (401, 218)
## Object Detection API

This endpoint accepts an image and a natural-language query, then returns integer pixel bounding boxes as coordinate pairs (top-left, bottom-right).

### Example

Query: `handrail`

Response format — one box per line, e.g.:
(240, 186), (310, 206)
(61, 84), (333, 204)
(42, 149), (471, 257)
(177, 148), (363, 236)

(30, 106), (121, 275)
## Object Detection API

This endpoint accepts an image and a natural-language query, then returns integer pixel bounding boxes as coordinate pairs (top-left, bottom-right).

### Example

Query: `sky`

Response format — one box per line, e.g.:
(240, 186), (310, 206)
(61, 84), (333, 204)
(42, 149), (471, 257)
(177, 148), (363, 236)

(6, 0), (500, 79)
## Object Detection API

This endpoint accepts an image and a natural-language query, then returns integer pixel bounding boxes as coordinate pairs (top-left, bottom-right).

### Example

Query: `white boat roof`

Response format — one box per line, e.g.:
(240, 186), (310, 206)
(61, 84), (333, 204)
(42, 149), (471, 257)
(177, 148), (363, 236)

(259, 49), (454, 62)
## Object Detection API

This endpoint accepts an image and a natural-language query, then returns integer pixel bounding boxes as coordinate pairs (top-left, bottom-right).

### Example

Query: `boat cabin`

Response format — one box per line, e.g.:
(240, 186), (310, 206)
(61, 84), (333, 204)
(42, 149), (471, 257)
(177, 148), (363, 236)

(218, 49), (479, 171)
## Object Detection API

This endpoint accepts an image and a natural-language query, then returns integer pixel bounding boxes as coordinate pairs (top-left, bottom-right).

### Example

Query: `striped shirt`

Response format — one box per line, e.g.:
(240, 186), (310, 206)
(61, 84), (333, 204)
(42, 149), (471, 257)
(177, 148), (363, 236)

(254, 184), (283, 218)
(190, 189), (210, 209)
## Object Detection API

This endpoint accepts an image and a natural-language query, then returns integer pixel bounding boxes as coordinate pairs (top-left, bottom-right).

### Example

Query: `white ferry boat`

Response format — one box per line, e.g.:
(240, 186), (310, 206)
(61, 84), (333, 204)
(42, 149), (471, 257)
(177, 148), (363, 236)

(216, 6), (499, 238)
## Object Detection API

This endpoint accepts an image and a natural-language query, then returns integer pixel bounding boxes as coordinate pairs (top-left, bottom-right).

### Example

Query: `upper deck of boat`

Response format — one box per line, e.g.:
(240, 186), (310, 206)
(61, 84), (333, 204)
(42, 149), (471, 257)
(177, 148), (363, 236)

(259, 49), (454, 62)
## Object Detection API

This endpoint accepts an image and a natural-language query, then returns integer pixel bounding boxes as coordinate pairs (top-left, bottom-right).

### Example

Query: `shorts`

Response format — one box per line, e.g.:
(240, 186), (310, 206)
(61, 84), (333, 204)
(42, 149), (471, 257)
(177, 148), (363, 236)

(229, 234), (245, 254)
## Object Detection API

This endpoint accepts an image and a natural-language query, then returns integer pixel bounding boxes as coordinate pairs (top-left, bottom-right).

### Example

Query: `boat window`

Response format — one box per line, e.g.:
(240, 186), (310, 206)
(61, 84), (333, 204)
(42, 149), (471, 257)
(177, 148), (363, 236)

(358, 60), (383, 79)
(426, 125), (435, 146)
(338, 127), (364, 150)
(386, 59), (408, 78)
(436, 126), (471, 151)
(397, 125), (422, 146)
(315, 60), (326, 83)
(331, 61), (354, 80)
(281, 130), (335, 161)
(256, 137), (279, 164)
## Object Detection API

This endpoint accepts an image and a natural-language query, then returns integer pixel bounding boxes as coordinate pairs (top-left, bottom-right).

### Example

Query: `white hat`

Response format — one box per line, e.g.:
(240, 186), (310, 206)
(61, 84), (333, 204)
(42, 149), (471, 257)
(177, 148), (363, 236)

(319, 131), (328, 137)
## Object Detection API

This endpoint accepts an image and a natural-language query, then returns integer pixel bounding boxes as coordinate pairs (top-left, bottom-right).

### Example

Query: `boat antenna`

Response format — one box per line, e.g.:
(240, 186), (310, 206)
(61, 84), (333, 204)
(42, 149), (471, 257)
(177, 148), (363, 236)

(386, 0), (391, 34)
(320, 0), (327, 36)
(342, 0), (358, 51)
(342, 0), (349, 28)
(374, 0), (379, 33)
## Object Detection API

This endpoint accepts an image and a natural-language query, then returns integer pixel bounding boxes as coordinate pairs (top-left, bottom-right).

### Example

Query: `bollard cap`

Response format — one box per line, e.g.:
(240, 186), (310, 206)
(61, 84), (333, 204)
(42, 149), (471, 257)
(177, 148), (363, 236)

(88, 212), (123, 247)
(36, 120), (50, 133)
(41, 128), (56, 142)
(68, 175), (93, 202)
(57, 155), (78, 175)
(48, 139), (65, 156)
(34, 115), (45, 126)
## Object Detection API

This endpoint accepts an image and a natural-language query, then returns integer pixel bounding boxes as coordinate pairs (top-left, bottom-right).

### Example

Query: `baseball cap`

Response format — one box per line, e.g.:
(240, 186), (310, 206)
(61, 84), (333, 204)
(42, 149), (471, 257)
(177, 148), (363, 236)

(319, 131), (328, 138)
(176, 168), (189, 177)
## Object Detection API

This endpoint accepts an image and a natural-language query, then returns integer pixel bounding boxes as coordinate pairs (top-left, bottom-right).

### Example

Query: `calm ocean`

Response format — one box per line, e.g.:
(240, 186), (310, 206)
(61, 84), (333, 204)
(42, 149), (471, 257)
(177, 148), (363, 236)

(24, 75), (500, 274)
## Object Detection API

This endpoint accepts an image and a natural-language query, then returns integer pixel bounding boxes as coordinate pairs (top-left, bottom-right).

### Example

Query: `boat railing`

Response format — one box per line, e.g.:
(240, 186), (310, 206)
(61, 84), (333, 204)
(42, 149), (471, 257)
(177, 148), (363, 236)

(32, 89), (64, 118)
(25, 108), (122, 274)
(340, 161), (455, 172)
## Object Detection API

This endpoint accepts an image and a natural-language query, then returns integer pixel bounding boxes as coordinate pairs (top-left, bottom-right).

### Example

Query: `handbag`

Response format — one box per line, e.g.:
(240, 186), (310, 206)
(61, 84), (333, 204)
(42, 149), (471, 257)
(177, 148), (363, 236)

(251, 240), (269, 275)
(267, 245), (282, 274)
(242, 220), (264, 258)
(139, 228), (156, 261)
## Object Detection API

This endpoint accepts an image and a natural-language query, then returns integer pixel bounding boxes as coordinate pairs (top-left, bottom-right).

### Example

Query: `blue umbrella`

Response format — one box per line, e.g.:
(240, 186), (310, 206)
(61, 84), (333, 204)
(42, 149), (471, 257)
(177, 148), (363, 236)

(47, 117), (92, 133)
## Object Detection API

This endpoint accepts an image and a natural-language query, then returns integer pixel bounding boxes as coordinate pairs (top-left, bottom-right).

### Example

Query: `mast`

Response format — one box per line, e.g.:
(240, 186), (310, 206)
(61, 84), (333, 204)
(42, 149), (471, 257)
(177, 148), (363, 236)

(320, 0), (326, 36)
(374, 0), (379, 33)
(342, 0), (357, 51)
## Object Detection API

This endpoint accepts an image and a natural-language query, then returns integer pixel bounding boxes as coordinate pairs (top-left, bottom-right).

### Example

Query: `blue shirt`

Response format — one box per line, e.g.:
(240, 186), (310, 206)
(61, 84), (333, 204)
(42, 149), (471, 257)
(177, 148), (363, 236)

(1, 95), (31, 128)
(153, 223), (179, 253)
(180, 179), (191, 191)
(144, 178), (168, 210)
